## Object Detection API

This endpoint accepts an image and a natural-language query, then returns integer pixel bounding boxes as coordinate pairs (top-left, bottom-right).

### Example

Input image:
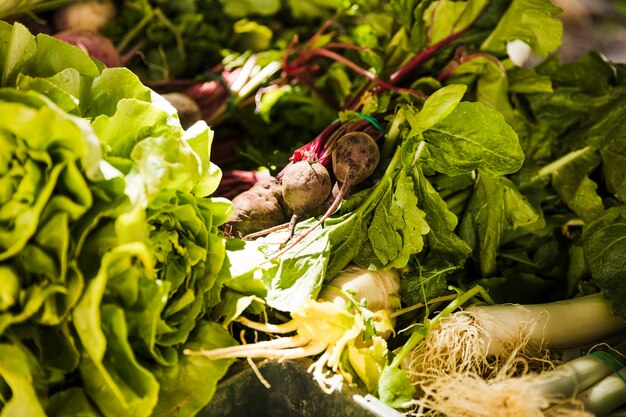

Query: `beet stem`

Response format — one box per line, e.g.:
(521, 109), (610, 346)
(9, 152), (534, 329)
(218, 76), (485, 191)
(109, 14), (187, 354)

(373, 31), (464, 93)
(243, 222), (290, 240)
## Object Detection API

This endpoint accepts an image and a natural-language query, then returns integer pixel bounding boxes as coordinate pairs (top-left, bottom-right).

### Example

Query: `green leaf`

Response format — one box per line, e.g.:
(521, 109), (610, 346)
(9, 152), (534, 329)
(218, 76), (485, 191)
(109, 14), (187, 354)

(150, 321), (236, 417)
(24, 33), (101, 79)
(16, 70), (84, 115)
(87, 68), (151, 117)
(508, 67), (553, 94)
(407, 84), (467, 136)
(73, 242), (153, 362)
(388, 168), (430, 269)
(0, 97), (98, 261)
(263, 225), (331, 311)
(424, 0), (489, 45)
(212, 290), (264, 326)
(46, 388), (100, 417)
(219, 0), (281, 18)
(0, 344), (47, 417)
(550, 147), (604, 223)
(377, 365), (416, 408)
(286, 0), (343, 19)
(583, 206), (626, 319)
(0, 21), (37, 87)
(422, 101), (524, 176)
(92, 98), (179, 161)
(369, 183), (403, 265)
(460, 172), (541, 276)
(412, 166), (471, 267)
(481, 0), (563, 58)
(185, 122), (223, 198)
(449, 55), (514, 121)
(79, 304), (159, 417)
(401, 265), (456, 306)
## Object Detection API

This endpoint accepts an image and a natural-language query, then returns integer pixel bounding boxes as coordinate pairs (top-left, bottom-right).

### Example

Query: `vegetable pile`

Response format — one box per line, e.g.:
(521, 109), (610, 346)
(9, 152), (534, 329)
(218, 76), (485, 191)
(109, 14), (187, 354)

(3, 0), (626, 416)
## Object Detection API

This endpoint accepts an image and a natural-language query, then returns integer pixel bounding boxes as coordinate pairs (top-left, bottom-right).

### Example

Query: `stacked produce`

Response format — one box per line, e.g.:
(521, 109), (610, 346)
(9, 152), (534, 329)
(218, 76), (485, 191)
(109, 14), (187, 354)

(2, 0), (626, 416)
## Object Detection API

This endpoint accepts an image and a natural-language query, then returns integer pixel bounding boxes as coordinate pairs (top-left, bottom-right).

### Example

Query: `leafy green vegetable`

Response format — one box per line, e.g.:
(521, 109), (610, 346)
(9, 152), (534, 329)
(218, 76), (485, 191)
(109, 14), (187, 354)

(0, 21), (233, 417)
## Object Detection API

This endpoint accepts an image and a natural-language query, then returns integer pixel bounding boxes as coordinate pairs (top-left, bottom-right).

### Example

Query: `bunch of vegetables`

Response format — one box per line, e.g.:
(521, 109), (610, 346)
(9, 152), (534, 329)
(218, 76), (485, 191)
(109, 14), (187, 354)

(4, 0), (626, 416)
(0, 20), (237, 417)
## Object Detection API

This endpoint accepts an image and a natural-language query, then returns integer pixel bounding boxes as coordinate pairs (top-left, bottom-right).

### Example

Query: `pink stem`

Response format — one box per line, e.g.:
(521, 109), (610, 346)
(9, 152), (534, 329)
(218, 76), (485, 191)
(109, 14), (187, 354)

(373, 31), (464, 93)
(307, 48), (426, 99)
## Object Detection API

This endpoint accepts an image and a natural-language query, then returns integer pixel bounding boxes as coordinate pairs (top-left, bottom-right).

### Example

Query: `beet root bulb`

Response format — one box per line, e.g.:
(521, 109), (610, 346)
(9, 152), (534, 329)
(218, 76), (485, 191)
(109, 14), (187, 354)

(54, 31), (121, 67)
(224, 178), (290, 237)
(281, 161), (332, 215)
(331, 131), (380, 186)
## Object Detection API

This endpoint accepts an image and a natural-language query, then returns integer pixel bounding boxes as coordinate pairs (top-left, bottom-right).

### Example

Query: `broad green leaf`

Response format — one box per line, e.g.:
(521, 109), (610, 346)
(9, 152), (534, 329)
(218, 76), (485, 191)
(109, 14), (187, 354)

(449, 56), (514, 121)
(481, 0), (563, 58)
(263, 224), (331, 312)
(422, 101), (524, 176)
(73, 242), (153, 362)
(508, 67), (553, 94)
(460, 172), (540, 276)
(185, 122), (223, 198)
(92, 98), (179, 161)
(583, 206), (626, 319)
(407, 84), (467, 136)
(389, 169), (429, 268)
(212, 290), (264, 326)
(551, 148), (604, 223)
(424, 0), (489, 44)
(401, 265), (457, 306)
(0, 264), (18, 310)
(412, 166), (471, 267)
(369, 183), (403, 265)
(286, 0), (343, 19)
(16, 68), (88, 115)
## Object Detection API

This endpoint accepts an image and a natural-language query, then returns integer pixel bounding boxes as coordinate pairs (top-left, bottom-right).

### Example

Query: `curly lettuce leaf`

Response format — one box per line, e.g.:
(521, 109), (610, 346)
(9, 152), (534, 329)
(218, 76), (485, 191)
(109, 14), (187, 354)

(0, 344), (47, 417)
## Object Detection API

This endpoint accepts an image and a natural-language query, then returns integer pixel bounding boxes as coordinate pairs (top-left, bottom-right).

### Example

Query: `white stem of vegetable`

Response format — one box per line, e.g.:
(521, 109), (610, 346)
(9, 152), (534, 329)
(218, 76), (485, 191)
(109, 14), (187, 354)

(235, 317), (298, 334)
(531, 353), (620, 398)
(184, 335), (311, 359)
(576, 367), (626, 417)
(238, 61), (282, 99)
(537, 146), (592, 178)
(231, 56), (258, 94)
(465, 294), (626, 356)
(186, 341), (327, 361)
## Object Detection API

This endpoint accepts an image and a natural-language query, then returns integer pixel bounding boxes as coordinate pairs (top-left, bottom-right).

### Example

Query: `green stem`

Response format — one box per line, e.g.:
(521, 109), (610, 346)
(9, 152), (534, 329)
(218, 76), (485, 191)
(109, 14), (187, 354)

(381, 110), (405, 159)
(535, 146), (594, 179)
(390, 285), (491, 368)
(117, 8), (155, 52)
(354, 145), (402, 218)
